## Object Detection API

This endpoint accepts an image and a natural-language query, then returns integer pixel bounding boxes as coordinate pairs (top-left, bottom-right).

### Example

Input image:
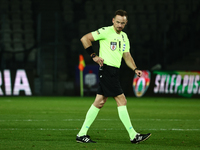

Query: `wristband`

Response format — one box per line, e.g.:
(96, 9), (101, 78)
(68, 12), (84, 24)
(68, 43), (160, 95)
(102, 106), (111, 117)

(91, 53), (97, 58)
(133, 68), (138, 72)
(86, 46), (95, 55)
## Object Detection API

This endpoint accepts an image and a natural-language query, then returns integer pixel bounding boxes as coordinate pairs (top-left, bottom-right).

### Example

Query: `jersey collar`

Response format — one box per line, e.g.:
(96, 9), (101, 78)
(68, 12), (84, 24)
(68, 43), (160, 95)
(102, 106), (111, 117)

(112, 25), (122, 35)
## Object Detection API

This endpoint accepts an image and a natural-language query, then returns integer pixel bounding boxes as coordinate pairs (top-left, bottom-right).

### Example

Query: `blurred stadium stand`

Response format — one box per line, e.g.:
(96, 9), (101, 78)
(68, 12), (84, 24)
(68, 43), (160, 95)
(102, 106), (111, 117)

(0, 0), (35, 67)
(0, 0), (199, 95)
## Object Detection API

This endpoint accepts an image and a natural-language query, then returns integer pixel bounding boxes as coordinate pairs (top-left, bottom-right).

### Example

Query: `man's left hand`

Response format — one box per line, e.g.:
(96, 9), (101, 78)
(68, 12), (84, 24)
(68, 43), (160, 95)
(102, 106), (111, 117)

(135, 70), (142, 77)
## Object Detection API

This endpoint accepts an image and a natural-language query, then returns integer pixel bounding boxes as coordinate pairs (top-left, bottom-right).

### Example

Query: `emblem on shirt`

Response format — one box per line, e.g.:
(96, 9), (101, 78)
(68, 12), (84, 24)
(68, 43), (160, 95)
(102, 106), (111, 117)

(122, 44), (126, 51)
(96, 30), (100, 35)
(110, 42), (117, 51)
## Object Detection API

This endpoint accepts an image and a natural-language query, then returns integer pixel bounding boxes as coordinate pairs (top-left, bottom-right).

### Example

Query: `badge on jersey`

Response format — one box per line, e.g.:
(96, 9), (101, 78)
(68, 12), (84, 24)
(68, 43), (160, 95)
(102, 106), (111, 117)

(96, 30), (100, 35)
(122, 44), (126, 51)
(110, 42), (117, 51)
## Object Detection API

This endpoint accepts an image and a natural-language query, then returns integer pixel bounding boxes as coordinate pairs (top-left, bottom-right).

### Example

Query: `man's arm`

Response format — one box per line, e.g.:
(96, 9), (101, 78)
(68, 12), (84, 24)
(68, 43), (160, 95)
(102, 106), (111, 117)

(80, 33), (104, 66)
(123, 52), (142, 77)
(80, 33), (94, 49)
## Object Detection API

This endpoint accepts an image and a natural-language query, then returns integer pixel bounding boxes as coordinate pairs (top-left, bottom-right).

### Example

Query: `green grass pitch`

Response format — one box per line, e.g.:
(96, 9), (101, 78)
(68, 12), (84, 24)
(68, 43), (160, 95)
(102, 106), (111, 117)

(0, 96), (200, 150)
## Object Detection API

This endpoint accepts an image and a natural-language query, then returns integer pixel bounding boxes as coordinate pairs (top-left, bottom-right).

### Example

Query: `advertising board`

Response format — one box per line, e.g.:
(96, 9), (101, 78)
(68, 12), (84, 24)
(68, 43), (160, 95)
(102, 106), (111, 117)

(133, 70), (200, 98)
(0, 69), (33, 96)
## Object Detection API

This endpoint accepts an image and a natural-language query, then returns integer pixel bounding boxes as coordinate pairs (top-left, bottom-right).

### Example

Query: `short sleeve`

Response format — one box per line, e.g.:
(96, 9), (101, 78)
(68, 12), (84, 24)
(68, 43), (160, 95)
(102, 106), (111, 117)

(91, 27), (107, 41)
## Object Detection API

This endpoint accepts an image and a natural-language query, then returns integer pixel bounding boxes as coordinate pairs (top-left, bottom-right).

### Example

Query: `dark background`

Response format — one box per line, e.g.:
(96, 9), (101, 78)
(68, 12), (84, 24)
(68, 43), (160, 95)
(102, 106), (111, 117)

(0, 0), (199, 96)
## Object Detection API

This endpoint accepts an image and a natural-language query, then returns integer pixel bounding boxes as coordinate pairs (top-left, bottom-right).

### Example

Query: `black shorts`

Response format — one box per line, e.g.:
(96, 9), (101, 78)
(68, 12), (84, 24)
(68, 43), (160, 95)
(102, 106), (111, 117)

(97, 64), (123, 97)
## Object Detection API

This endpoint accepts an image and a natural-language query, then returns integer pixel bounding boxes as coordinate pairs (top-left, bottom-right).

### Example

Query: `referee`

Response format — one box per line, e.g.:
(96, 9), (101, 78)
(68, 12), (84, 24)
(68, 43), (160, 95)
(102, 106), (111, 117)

(76, 10), (151, 144)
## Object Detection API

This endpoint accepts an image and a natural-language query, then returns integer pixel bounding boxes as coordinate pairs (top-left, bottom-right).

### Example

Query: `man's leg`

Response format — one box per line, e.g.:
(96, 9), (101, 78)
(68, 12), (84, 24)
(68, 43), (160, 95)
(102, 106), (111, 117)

(114, 94), (137, 140)
(78, 94), (107, 136)
(78, 104), (100, 136)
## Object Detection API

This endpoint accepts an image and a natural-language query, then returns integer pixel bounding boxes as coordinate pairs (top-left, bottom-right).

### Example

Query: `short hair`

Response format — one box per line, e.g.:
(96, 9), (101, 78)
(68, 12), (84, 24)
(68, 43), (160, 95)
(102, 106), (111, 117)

(114, 10), (128, 19)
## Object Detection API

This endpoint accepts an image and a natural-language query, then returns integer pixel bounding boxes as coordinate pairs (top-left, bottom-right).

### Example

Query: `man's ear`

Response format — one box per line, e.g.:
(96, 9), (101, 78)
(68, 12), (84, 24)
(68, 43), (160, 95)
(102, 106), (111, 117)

(126, 20), (128, 25)
(112, 18), (115, 24)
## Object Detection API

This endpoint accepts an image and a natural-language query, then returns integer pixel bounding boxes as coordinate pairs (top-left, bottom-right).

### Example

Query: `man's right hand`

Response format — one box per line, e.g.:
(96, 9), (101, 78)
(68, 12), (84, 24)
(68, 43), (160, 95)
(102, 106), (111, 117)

(93, 56), (104, 67)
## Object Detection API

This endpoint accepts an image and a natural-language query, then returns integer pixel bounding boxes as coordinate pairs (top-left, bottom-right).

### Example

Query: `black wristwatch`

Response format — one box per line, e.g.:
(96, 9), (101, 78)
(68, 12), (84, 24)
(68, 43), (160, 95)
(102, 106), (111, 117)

(91, 53), (97, 58)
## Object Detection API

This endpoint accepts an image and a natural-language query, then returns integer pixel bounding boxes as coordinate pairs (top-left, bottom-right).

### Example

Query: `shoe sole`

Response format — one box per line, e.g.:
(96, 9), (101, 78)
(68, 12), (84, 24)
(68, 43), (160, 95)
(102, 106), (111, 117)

(76, 140), (83, 143)
(136, 133), (151, 144)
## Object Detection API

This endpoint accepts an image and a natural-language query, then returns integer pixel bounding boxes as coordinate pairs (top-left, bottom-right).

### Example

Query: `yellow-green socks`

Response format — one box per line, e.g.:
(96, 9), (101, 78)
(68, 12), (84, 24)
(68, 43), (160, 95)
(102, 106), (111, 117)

(78, 104), (100, 136)
(118, 105), (137, 140)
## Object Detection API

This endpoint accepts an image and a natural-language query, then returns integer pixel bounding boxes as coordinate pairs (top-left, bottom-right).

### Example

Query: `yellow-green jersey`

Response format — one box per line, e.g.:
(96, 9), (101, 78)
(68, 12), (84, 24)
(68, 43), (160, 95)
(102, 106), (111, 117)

(91, 26), (130, 68)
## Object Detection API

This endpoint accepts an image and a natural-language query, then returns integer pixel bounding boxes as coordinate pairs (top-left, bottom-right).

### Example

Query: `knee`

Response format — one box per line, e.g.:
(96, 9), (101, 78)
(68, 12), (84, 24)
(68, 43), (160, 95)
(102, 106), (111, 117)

(114, 94), (127, 106)
(93, 95), (108, 109)
(94, 100), (106, 109)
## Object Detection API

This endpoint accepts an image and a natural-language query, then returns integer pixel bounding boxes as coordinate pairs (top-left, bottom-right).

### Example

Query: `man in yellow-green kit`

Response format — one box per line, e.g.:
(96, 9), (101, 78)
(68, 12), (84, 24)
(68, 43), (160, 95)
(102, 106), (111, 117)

(76, 10), (151, 144)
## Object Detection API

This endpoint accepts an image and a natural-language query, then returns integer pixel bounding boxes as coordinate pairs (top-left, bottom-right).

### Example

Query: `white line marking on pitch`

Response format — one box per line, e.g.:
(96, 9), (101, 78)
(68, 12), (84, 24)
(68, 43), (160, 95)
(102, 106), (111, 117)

(0, 128), (199, 131)
(0, 119), (199, 122)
